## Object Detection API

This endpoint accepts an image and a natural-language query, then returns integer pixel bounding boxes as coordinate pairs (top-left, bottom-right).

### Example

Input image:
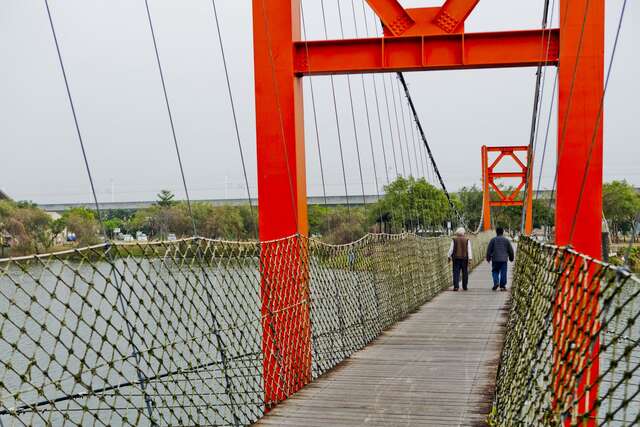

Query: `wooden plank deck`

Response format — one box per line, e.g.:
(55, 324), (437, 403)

(256, 260), (512, 427)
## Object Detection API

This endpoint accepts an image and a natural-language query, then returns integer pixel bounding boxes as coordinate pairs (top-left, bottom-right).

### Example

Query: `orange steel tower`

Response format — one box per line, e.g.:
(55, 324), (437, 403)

(481, 145), (533, 235)
(253, 0), (603, 421)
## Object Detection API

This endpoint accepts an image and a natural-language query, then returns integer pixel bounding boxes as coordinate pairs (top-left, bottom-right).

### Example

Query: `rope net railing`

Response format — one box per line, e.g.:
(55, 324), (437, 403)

(0, 232), (491, 426)
(493, 237), (640, 426)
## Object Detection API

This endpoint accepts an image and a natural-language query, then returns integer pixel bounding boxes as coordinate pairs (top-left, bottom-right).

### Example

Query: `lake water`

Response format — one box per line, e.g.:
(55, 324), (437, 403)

(0, 257), (264, 426)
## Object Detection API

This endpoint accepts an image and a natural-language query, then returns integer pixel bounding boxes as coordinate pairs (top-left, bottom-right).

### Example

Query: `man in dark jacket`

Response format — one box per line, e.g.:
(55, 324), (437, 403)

(486, 227), (515, 291)
(448, 227), (473, 291)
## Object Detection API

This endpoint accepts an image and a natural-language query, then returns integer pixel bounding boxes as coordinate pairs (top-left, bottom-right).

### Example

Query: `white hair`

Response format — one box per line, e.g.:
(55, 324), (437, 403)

(455, 227), (466, 236)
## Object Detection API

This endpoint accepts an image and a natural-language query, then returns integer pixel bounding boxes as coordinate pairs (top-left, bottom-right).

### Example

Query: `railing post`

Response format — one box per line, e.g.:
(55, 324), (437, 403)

(252, 0), (312, 410)
(555, 0), (604, 422)
(482, 145), (491, 231)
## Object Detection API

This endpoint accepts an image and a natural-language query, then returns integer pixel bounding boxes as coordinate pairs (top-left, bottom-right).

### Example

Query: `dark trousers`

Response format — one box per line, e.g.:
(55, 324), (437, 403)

(492, 261), (508, 289)
(452, 258), (469, 290)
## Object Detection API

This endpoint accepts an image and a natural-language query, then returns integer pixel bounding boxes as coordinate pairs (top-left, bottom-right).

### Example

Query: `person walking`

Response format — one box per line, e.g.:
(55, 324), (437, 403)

(448, 227), (473, 291)
(486, 227), (515, 291)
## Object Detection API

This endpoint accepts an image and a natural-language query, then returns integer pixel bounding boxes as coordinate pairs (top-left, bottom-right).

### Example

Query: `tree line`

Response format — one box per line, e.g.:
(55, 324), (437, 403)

(1, 180), (637, 258)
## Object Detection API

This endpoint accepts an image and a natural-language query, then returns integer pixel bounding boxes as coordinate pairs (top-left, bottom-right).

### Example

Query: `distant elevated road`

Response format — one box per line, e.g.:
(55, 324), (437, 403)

(38, 194), (381, 213)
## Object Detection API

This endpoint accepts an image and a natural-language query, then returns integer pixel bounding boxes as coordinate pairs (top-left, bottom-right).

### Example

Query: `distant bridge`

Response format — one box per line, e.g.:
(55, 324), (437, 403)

(37, 194), (382, 213)
(37, 190), (560, 213)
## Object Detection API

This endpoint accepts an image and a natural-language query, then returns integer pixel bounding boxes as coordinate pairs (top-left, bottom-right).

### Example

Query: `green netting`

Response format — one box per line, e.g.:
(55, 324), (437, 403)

(0, 232), (491, 426)
(492, 237), (640, 426)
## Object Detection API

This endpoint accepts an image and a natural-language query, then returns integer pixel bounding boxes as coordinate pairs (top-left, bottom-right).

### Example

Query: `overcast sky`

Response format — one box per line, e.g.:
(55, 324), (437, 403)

(1, 0), (638, 204)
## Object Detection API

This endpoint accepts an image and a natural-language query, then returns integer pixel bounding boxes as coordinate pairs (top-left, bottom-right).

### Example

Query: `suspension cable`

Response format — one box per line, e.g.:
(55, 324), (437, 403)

(411, 114), (426, 179)
(364, 3), (405, 233)
(520, 0), (554, 234)
(45, 2), (157, 420)
(209, 0), (256, 239)
(534, 71), (558, 202)
(319, 0), (352, 216)
(143, 0), (198, 237)
(43, 0), (106, 238)
(301, 4), (332, 234)
(546, 0), (594, 214)
(351, 0), (384, 227)
(568, 0), (628, 244)
(337, 0), (368, 207)
(389, 74), (407, 176)
(395, 76), (415, 177)
(396, 73), (463, 225)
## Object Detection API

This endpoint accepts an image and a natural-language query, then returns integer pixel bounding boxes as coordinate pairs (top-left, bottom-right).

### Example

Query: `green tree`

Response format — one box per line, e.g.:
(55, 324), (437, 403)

(0, 200), (53, 254)
(308, 205), (330, 237)
(372, 177), (451, 233)
(156, 190), (176, 208)
(104, 218), (124, 238)
(532, 199), (555, 229)
(603, 180), (640, 241)
(62, 208), (100, 246)
(324, 207), (369, 244)
(50, 217), (66, 246)
(237, 205), (258, 239)
(458, 186), (483, 231)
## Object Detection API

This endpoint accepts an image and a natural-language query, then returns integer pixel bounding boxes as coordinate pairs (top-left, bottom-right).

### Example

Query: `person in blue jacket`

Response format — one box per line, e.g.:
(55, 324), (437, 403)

(486, 227), (515, 291)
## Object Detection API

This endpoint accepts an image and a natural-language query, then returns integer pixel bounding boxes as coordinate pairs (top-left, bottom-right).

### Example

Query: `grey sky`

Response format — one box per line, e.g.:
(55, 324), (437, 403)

(1, 0), (638, 204)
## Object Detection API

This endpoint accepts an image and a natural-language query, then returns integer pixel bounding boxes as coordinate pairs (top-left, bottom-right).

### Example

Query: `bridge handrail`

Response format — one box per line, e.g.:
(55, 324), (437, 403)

(492, 237), (640, 425)
(0, 232), (491, 426)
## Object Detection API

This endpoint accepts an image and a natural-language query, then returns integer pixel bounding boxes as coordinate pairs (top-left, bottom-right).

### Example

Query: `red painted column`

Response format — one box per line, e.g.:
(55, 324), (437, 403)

(482, 146), (491, 231)
(252, 0), (311, 409)
(555, 0), (604, 422)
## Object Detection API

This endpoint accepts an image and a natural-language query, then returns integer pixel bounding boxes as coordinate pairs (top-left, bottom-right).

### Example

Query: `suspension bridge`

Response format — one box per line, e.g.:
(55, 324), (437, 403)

(1, 0), (638, 426)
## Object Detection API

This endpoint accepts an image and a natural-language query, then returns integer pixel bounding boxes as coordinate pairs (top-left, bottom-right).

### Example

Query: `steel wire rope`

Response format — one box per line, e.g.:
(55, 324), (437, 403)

(520, 0), (555, 234)
(362, 5), (391, 188)
(567, 0), (628, 245)
(43, 0), (105, 238)
(534, 71), (558, 203)
(44, 1), (156, 422)
(335, 0), (368, 209)
(394, 77), (421, 231)
(365, 5), (410, 233)
(144, 3), (242, 424)
(395, 76), (415, 178)
(349, 0), (385, 228)
(300, 3), (332, 235)
(545, 0), (594, 215)
(400, 78), (429, 231)
(371, 74), (391, 184)
(210, 0), (256, 239)
(363, 3), (407, 234)
(381, 74), (408, 231)
(381, 75), (400, 178)
(411, 112), (426, 180)
(389, 74), (408, 176)
(410, 119), (429, 230)
(143, 0), (198, 237)
(396, 73), (464, 228)
(319, 0), (352, 217)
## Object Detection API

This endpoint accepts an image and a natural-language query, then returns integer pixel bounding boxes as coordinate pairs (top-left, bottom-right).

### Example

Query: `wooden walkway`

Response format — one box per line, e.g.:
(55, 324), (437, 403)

(256, 261), (511, 427)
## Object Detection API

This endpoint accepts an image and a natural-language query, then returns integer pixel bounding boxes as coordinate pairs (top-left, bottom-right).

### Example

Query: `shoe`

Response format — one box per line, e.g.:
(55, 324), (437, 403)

(500, 287), (507, 292)
(492, 285), (498, 291)
(463, 288), (468, 291)
(453, 288), (459, 292)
